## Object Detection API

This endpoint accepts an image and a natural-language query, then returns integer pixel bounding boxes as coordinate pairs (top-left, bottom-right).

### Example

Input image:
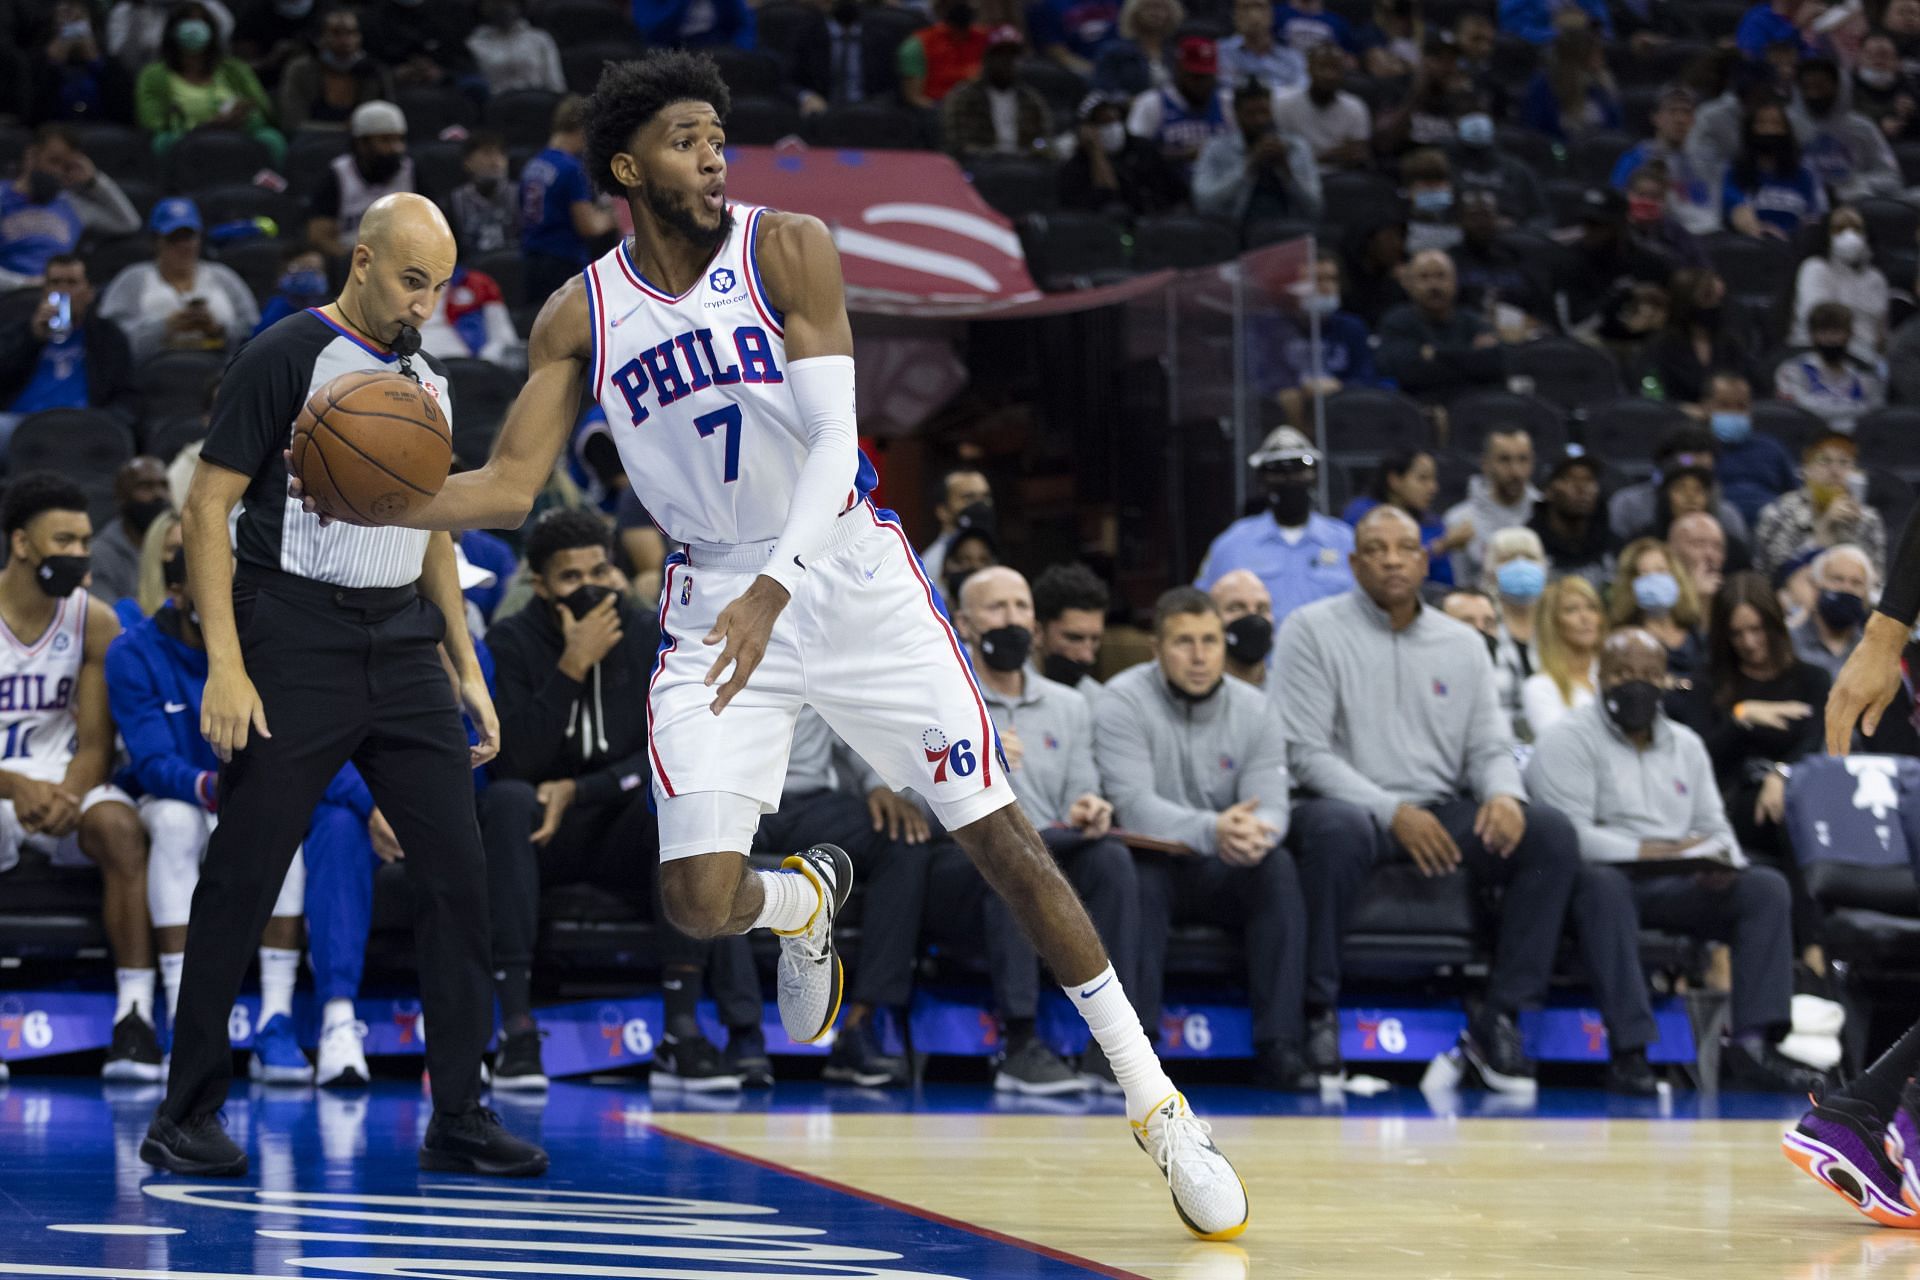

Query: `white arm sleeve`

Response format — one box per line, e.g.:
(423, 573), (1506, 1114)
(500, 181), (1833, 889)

(765, 353), (858, 595)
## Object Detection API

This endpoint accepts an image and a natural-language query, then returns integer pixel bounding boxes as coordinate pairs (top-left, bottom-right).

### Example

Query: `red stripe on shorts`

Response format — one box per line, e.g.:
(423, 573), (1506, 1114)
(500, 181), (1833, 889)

(647, 561), (681, 797)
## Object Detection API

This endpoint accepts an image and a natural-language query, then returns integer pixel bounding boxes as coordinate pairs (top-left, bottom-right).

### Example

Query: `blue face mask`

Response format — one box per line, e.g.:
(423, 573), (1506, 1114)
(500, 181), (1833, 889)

(1495, 558), (1546, 602)
(1710, 411), (1751, 444)
(174, 18), (212, 51)
(1458, 113), (1494, 147)
(1412, 187), (1454, 215)
(279, 269), (326, 298)
(1633, 571), (1681, 613)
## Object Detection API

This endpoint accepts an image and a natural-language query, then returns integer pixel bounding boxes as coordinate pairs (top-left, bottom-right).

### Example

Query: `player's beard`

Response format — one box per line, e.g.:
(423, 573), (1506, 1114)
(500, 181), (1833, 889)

(646, 183), (733, 255)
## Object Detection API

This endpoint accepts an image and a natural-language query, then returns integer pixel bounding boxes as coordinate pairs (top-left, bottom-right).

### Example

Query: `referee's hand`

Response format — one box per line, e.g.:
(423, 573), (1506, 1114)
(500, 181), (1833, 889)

(203, 665), (270, 762)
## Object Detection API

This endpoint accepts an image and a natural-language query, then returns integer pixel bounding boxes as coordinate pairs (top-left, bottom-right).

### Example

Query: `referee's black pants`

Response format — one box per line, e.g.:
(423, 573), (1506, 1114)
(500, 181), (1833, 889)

(160, 568), (493, 1121)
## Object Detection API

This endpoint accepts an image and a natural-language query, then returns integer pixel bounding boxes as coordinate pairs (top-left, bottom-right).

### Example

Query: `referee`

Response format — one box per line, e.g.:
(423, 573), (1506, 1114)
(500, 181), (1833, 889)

(141, 194), (547, 1178)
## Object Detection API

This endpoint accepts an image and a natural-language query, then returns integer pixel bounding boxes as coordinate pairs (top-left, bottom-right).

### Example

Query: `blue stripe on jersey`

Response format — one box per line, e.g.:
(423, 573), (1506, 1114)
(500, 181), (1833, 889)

(853, 448), (878, 503)
(582, 265), (601, 392)
(620, 237), (697, 304)
(746, 209), (786, 330)
(306, 308), (397, 363)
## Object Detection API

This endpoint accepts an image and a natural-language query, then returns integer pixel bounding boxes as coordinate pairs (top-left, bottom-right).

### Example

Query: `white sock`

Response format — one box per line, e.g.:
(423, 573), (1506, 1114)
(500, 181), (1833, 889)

(1065, 965), (1178, 1123)
(751, 867), (823, 933)
(258, 946), (301, 1023)
(115, 968), (156, 1025)
(323, 997), (356, 1031)
(158, 952), (186, 1023)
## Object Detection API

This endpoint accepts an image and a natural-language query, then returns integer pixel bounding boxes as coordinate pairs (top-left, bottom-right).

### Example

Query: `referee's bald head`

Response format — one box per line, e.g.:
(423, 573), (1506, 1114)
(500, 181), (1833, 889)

(343, 192), (457, 344)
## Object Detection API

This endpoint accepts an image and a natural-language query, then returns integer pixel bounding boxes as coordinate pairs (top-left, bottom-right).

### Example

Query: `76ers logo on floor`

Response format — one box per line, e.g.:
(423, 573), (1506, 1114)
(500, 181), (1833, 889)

(922, 728), (977, 784)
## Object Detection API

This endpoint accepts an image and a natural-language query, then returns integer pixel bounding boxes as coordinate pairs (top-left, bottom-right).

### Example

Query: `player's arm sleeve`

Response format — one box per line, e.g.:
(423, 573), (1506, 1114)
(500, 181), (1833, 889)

(198, 330), (309, 479)
(104, 638), (206, 805)
(1274, 614), (1401, 827)
(1524, 726), (1638, 863)
(1093, 692), (1218, 855)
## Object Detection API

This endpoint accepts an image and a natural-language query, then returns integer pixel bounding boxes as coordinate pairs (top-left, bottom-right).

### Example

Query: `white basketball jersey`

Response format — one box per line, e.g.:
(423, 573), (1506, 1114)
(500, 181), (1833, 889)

(0, 589), (86, 779)
(583, 204), (874, 548)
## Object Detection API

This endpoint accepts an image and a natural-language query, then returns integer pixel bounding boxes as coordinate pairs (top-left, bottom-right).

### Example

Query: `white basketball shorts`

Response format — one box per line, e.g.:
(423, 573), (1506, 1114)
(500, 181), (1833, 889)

(0, 756), (135, 874)
(648, 502), (1014, 860)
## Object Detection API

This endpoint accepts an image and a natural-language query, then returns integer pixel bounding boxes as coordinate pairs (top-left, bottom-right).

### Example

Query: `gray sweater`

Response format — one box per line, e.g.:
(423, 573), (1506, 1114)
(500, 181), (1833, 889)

(1524, 701), (1735, 863)
(1275, 589), (1524, 828)
(982, 670), (1099, 829)
(1093, 660), (1289, 856)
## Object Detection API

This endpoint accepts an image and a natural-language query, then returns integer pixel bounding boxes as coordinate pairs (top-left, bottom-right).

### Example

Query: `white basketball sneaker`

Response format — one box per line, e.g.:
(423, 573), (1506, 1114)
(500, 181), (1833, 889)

(1133, 1092), (1250, 1240)
(774, 844), (853, 1044)
(315, 1017), (370, 1088)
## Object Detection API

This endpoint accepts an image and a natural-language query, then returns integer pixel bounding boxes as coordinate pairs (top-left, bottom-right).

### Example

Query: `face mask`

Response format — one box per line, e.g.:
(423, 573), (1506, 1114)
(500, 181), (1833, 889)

(1603, 679), (1663, 735)
(1633, 571), (1681, 613)
(1224, 614), (1274, 666)
(978, 624), (1032, 672)
(61, 20), (92, 41)
(123, 496), (169, 537)
(275, 0), (314, 15)
(1412, 187), (1453, 215)
(279, 269), (326, 298)
(31, 551), (89, 598)
(1803, 95), (1837, 118)
(320, 47), (360, 69)
(1266, 482), (1313, 526)
(1302, 292), (1340, 316)
(1043, 652), (1093, 685)
(1627, 195), (1664, 224)
(1710, 411), (1751, 444)
(1753, 134), (1790, 160)
(1097, 121), (1127, 153)
(25, 170), (61, 206)
(1833, 228), (1869, 264)
(361, 152), (403, 184)
(1457, 113), (1494, 147)
(1816, 588), (1868, 632)
(163, 546), (187, 589)
(1482, 631), (1501, 663)
(174, 18), (212, 51)
(1860, 67), (1898, 90)
(953, 500), (995, 537)
(1495, 558), (1546, 602)
(1815, 340), (1850, 363)
(559, 582), (617, 621)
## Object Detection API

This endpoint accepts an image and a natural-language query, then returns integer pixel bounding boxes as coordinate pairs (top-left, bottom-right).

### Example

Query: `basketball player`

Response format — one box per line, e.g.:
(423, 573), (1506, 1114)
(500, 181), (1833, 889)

(0, 473), (156, 1082)
(354, 52), (1246, 1237)
(142, 193), (548, 1180)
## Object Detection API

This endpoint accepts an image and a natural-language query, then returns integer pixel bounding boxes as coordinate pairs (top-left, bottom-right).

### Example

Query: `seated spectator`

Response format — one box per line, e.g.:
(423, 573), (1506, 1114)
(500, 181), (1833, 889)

(1441, 583), (1500, 644)
(1637, 268), (1765, 408)
(1525, 628), (1825, 1091)
(1522, 22), (1621, 142)
(1609, 428), (1747, 543)
(1622, 164), (1707, 272)
(1272, 44), (1372, 173)
(1453, 109), (1550, 228)
(789, 0), (901, 112)
(0, 255), (138, 453)
(1278, 0), (1359, 54)
(1725, 99), (1825, 241)
(1792, 543), (1874, 679)
(1219, 0), (1306, 93)
(104, 531), (310, 1084)
(1610, 535), (1708, 685)
(276, 5), (392, 133)
(1032, 561), (1110, 703)
(1127, 36), (1229, 176)
(1483, 527), (1549, 732)
(1196, 425), (1356, 624)
(1192, 81), (1321, 229)
(920, 468), (991, 585)
(1792, 56), (1903, 200)
(135, 1), (283, 162)
(252, 242), (330, 334)
(1444, 426), (1537, 586)
(1554, 186), (1676, 331)
(941, 524), (1000, 605)
(1030, 0), (1119, 77)
(1455, 11), (1499, 100)
(1753, 432), (1886, 579)
(99, 199), (259, 363)
(34, 0), (137, 125)
(1341, 213), (1410, 326)
(1209, 568), (1275, 686)
(1093, 0), (1182, 94)
(1279, 506), (1591, 1093)
(1095, 587), (1316, 1090)
(1402, 147), (1461, 255)
(1595, 279), (1673, 376)
(89, 457), (171, 605)
(1612, 85), (1721, 235)
(1777, 302), (1887, 432)
(1688, 571), (1830, 966)
(0, 126), (143, 291)
(307, 100), (415, 260)
(360, 0), (478, 89)
(447, 132), (518, 258)
(1888, 0), (1920, 64)
(1058, 90), (1187, 216)
(1736, 0), (1811, 59)
(420, 264), (523, 366)
(1669, 509), (1733, 599)
(1849, 32), (1917, 143)
(520, 95), (616, 306)
(1500, 0), (1611, 44)
(1790, 207), (1889, 359)
(902, 0), (991, 106)
(1889, 304), (1920, 404)
(467, 0), (564, 96)
(1704, 371), (1796, 524)
(1403, 33), (1473, 147)
(1530, 447), (1615, 585)
(1339, 446), (1465, 585)
(1449, 189), (1552, 323)
(1356, 0), (1420, 78)
(1250, 256), (1378, 425)
(1520, 575), (1604, 737)
(1376, 249), (1506, 403)
(945, 27), (1052, 159)
(108, 0), (235, 73)
(632, 0), (753, 49)
(1633, 462), (1721, 550)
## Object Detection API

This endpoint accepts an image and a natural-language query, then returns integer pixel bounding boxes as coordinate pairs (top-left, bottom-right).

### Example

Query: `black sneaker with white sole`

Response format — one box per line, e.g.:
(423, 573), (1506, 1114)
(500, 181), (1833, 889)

(822, 1018), (909, 1087)
(102, 1013), (164, 1082)
(650, 1034), (744, 1092)
(141, 1111), (247, 1176)
(491, 1028), (549, 1091)
(1459, 1009), (1537, 1094)
(1306, 1008), (1343, 1079)
(994, 1036), (1088, 1096)
(725, 1030), (775, 1089)
(418, 1108), (549, 1176)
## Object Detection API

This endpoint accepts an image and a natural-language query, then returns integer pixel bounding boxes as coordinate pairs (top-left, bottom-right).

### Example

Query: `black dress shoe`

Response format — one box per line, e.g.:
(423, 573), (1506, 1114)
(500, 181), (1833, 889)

(1606, 1048), (1662, 1096)
(1460, 1010), (1537, 1094)
(419, 1107), (549, 1177)
(1252, 1043), (1320, 1092)
(141, 1112), (247, 1176)
(1724, 1039), (1833, 1093)
(1306, 1008), (1343, 1078)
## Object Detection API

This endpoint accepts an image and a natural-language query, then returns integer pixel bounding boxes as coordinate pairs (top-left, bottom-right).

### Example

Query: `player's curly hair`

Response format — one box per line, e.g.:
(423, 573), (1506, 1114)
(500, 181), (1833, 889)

(2, 471), (88, 538)
(584, 51), (733, 199)
(526, 509), (613, 576)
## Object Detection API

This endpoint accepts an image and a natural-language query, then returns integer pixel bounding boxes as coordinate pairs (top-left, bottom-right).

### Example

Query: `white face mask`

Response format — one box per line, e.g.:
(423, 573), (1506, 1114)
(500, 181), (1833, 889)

(1097, 122), (1126, 153)
(1833, 228), (1869, 264)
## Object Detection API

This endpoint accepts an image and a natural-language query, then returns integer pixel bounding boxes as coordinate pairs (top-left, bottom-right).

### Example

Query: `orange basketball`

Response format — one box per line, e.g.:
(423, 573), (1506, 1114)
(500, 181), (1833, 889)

(290, 369), (452, 526)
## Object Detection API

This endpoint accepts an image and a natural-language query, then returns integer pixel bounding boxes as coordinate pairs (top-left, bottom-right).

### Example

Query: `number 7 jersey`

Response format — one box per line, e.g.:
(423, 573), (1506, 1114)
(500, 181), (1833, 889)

(582, 204), (877, 548)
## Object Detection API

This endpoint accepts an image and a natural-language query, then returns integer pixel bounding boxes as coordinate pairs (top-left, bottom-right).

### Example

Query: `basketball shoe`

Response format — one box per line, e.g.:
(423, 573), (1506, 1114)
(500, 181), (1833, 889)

(774, 844), (852, 1044)
(1888, 1079), (1920, 1212)
(316, 1015), (370, 1088)
(1133, 1092), (1250, 1240)
(1783, 1096), (1920, 1227)
(249, 1014), (315, 1085)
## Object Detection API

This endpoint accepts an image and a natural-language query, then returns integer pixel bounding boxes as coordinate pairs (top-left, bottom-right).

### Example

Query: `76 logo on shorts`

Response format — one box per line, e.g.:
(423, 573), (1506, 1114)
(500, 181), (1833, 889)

(922, 728), (977, 784)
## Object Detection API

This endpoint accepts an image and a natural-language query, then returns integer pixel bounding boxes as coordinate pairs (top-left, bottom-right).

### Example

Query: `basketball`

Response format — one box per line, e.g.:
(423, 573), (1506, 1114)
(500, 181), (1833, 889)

(290, 369), (452, 526)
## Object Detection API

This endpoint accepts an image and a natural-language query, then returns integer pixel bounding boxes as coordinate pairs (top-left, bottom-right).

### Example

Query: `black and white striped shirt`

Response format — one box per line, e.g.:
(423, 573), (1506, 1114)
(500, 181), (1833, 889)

(200, 309), (452, 589)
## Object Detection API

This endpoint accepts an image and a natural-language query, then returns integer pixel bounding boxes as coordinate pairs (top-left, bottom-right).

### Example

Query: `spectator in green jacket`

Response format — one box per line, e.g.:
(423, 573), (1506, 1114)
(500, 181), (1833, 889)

(135, 1), (284, 164)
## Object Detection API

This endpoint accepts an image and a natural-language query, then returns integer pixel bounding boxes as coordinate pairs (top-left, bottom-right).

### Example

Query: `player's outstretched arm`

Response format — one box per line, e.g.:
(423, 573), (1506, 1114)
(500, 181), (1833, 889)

(407, 277), (593, 532)
(1829, 505), (1920, 754)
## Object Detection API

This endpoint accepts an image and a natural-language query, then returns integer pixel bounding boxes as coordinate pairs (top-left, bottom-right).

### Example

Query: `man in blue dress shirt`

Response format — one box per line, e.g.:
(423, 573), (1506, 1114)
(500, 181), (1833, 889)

(1194, 426), (1355, 624)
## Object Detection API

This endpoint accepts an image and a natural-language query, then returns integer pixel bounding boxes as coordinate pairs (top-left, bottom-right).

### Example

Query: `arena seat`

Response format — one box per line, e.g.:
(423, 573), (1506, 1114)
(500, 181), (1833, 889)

(211, 236), (292, 306)
(469, 248), (526, 309)
(1854, 407), (1920, 481)
(1580, 396), (1692, 467)
(1319, 170), (1403, 226)
(485, 90), (565, 150)
(1858, 196), (1920, 253)
(804, 102), (922, 150)
(407, 139), (467, 206)
(705, 48), (786, 99)
(1567, 131), (1634, 185)
(134, 351), (227, 426)
(162, 131), (274, 189)
(1505, 336), (1622, 411)
(1493, 125), (1559, 179)
(1017, 58), (1092, 126)
(534, 0), (638, 46)
(966, 155), (1058, 220)
(1444, 389), (1569, 456)
(1131, 214), (1239, 270)
(7, 410), (133, 524)
(562, 40), (650, 93)
(70, 123), (152, 184)
(1323, 386), (1433, 455)
(190, 183), (304, 236)
(1868, 468), (1916, 536)
(145, 415), (209, 465)
(1752, 399), (1827, 457)
(393, 85), (480, 141)
(752, 1), (814, 59)
(1242, 218), (1313, 249)
(1019, 210), (1131, 290)
(283, 130), (352, 198)
(723, 96), (803, 146)
(1702, 231), (1795, 317)
(443, 357), (522, 466)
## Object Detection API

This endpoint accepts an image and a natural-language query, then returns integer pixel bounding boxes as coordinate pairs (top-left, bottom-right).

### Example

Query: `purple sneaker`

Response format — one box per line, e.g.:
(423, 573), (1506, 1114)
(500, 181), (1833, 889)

(1887, 1082), (1920, 1214)
(1784, 1101), (1920, 1228)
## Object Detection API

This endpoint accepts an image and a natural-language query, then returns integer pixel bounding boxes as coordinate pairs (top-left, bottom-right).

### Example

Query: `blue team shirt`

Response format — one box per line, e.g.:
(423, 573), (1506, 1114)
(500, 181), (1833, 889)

(1722, 164), (1824, 236)
(1027, 0), (1119, 59)
(0, 189), (83, 279)
(7, 333), (87, 414)
(1196, 511), (1357, 623)
(520, 146), (595, 264)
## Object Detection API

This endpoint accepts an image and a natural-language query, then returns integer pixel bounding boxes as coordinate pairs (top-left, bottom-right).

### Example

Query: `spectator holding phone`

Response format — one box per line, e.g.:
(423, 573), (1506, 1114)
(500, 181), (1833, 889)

(97, 198), (258, 362)
(0, 254), (137, 456)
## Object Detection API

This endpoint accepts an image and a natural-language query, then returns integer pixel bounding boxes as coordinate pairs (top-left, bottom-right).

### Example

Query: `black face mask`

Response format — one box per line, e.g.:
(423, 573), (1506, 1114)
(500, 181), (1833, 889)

(1043, 652), (1093, 686)
(1816, 588), (1868, 632)
(361, 151), (403, 184)
(1166, 675), (1224, 704)
(1693, 304), (1722, 329)
(947, 2), (974, 25)
(163, 545), (187, 589)
(1266, 482), (1313, 526)
(1223, 613), (1273, 666)
(978, 624), (1032, 672)
(1603, 679), (1663, 736)
(32, 552), (89, 598)
(559, 582), (617, 620)
(953, 499), (995, 538)
(1815, 341), (1850, 363)
(1482, 631), (1501, 663)
(123, 496), (170, 538)
(25, 170), (61, 206)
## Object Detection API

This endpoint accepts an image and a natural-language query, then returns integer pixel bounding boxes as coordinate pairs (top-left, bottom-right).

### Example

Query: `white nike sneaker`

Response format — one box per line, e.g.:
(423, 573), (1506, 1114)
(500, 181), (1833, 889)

(315, 1018), (370, 1088)
(774, 844), (852, 1044)
(1133, 1092), (1250, 1240)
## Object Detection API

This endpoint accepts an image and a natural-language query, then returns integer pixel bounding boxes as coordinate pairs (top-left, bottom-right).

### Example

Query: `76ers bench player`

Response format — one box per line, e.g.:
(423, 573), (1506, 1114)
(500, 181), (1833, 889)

(364, 50), (1245, 1238)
